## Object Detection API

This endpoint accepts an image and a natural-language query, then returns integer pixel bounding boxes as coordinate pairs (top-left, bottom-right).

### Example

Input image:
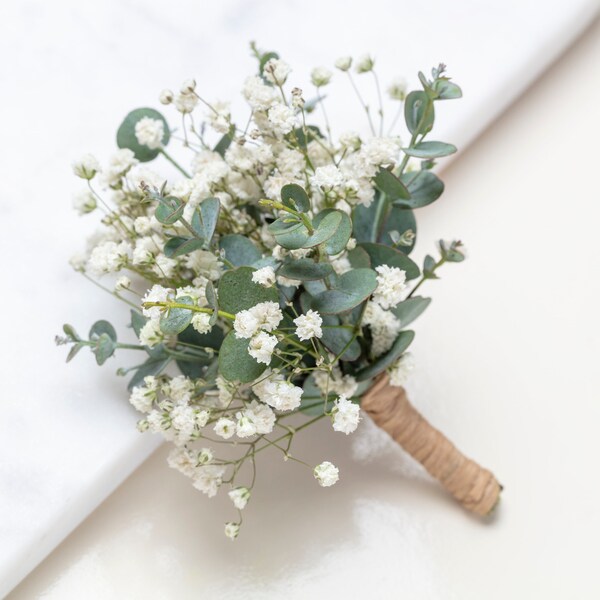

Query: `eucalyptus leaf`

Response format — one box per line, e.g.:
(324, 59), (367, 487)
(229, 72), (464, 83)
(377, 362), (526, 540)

(214, 124), (235, 157)
(281, 183), (310, 212)
(130, 310), (146, 337)
(355, 330), (415, 381)
(159, 296), (195, 335)
(434, 79), (462, 100)
(89, 320), (117, 342)
(62, 324), (81, 341)
(378, 205), (416, 254)
(405, 91), (434, 135)
(373, 168), (411, 200)
(218, 267), (278, 314)
(397, 170), (444, 208)
(313, 209), (352, 255)
(312, 268), (377, 314)
(192, 197), (220, 243)
(66, 343), (83, 362)
(403, 141), (457, 158)
(128, 356), (171, 390)
(155, 196), (184, 225)
(320, 322), (361, 361)
(116, 108), (170, 162)
(359, 242), (420, 280)
(94, 333), (116, 365)
(302, 210), (343, 248)
(164, 236), (205, 258)
(178, 322), (224, 351)
(391, 296), (432, 326)
(278, 258), (334, 281)
(219, 234), (262, 267)
(219, 331), (267, 383)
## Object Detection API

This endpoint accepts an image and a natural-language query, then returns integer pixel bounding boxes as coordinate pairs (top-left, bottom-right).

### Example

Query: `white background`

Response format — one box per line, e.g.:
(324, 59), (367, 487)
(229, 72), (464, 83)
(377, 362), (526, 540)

(2, 1), (600, 598)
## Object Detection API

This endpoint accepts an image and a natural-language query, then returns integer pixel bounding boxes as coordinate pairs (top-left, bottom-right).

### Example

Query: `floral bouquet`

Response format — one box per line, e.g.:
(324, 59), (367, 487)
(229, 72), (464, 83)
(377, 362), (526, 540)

(58, 44), (500, 539)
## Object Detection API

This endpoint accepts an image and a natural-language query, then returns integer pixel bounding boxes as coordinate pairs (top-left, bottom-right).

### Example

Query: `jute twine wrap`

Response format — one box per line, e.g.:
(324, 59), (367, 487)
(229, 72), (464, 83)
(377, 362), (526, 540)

(361, 375), (501, 516)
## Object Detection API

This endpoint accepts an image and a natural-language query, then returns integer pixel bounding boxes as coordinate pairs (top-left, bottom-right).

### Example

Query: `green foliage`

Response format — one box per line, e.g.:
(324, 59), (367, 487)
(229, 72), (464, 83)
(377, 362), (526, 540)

(214, 124), (235, 156)
(219, 235), (262, 267)
(373, 168), (411, 201)
(312, 268), (378, 314)
(164, 236), (205, 258)
(128, 355), (171, 390)
(159, 296), (195, 335)
(155, 196), (184, 225)
(358, 242), (420, 280)
(405, 91), (434, 135)
(278, 258), (334, 281)
(116, 108), (170, 162)
(219, 331), (267, 383)
(192, 198), (220, 244)
(397, 170), (444, 208)
(218, 267), (279, 314)
(281, 184), (310, 212)
(355, 331), (415, 381)
(313, 209), (352, 255)
(403, 141), (456, 158)
(391, 296), (432, 326)
(320, 318), (361, 361)
(89, 320), (117, 365)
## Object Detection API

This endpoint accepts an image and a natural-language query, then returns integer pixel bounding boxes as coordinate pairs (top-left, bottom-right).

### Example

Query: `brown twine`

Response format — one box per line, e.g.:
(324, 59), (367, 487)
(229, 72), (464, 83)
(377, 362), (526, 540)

(361, 374), (501, 516)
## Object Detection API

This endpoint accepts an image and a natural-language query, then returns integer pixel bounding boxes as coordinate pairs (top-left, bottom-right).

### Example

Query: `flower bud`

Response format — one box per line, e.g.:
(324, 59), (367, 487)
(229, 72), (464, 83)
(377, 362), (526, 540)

(159, 89), (174, 105)
(335, 56), (352, 71)
(72, 154), (100, 180)
(355, 54), (375, 74)
(311, 66), (333, 87)
(180, 79), (196, 94)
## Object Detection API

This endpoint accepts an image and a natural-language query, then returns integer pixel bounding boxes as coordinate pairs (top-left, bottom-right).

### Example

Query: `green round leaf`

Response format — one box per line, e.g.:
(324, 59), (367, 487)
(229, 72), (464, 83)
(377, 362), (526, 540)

(116, 108), (170, 162)
(94, 334), (116, 365)
(164, 236), (205, 258)
(302, 210), (342, 248)
(313, 209), (352, 255)
(89, 320), (117, 342)
(219, 235), (262, 267)
(378, 205), (416, 254)
(373, 168), (411, 201)
(219, 331), (267, 383)
(398, 170), (444, 209)
(278, 258), (334, 281)
(320, 319), (361, 361)
(355, 330), (415, 382)
(391, 296), (431, 326)
(359, 242), (420, 280)
(155, 196), (184, 225)
(312, 268), (378, 314)
(159, 296), (195, 335)
(191, 197), (220, 243)
(281, 183), (310, 212)
(218, 267), (279, 314)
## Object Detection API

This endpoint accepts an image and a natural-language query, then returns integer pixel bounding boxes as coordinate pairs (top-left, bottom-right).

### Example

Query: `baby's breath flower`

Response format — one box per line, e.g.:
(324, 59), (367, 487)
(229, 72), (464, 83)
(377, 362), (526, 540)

(159, 89), (174, 105)
(335, 56), (352, 71)
(224, 522), (240, 540)
(355, 54), (375, 73)
(293, 309), (323, 341)
(372, 264), (407, 309)
(311, 66), (333, 87)
(228, 487), (250, 510)
(191, 312), (213, 335)
(134, 117), (164, 150)
(138, 319), (164, 348)
(387, 77), (408, 101)
(214, 417), (236, 439)
(115, 276), (131, 291)
(389, 352), (415, 387)
(248, 332), (277, 365)
(262, 58), (291, 85)
(180, 78), (196, 94)
(331, 395), (361, 434)
(72, 190), (97, 215)
(174, 92), (198, 114)
(72, 154), (100, 180)
(314, 461), (339, 487)
(252, 266), (276, 287)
